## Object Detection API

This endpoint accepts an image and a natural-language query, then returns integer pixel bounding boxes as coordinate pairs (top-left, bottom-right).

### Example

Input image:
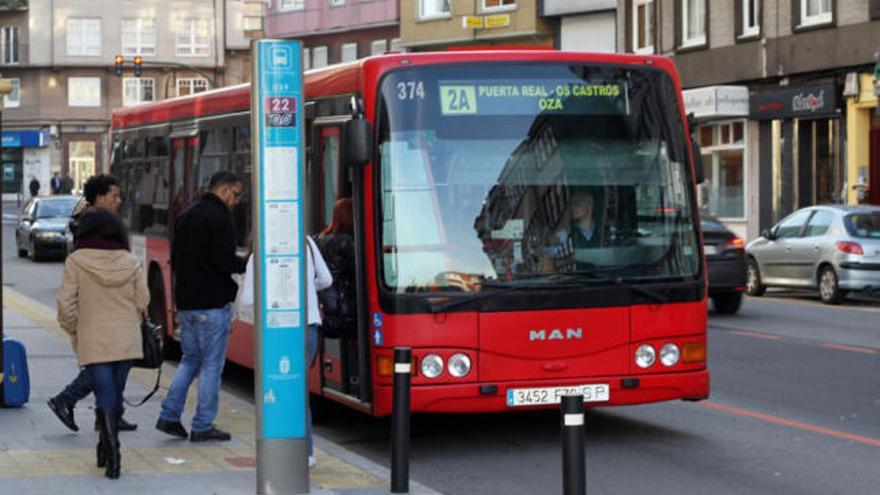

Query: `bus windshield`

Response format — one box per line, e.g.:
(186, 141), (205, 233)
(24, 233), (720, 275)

(377, 62), (700, 293)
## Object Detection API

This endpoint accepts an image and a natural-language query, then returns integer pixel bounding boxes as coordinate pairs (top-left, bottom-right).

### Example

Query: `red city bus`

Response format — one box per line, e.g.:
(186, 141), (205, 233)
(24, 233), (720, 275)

(110, 50), (709, 416)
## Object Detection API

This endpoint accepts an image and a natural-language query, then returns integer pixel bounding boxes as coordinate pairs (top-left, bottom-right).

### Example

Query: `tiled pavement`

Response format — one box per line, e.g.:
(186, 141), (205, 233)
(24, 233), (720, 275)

(1, 287), (442, 494)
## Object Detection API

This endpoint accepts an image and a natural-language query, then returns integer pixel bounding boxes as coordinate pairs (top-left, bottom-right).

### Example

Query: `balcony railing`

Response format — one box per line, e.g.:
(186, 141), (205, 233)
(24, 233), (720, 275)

(0, 0), (28, 11)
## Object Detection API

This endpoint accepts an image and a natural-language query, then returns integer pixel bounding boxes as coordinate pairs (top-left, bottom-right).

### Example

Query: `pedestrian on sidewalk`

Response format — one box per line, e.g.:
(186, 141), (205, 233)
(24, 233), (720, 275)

(51, 172), (62, 194)
(28, 176), (40, 197)
(48, 174), (137, 433)
(156, 171), (247, 442)
(304, 235), (333, 468)
(56, 208), (150, 480)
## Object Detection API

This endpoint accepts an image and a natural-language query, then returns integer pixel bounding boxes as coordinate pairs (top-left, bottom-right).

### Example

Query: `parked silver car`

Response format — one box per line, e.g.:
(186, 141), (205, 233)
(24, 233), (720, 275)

(745, 205), (880, 304)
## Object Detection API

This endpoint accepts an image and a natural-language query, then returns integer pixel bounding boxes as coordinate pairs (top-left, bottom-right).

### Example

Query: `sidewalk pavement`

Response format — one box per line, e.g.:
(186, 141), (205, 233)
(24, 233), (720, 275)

(1, 288), (443, 494)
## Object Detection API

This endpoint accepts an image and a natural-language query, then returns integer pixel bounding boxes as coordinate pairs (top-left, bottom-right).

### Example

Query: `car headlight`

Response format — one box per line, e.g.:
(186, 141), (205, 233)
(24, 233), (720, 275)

(420, 354), (444, 379)
(447, 353), (471, 378)
(660, 343), (680, 366)
(635, 345), (656, 368)
(35, 231), (62, 240)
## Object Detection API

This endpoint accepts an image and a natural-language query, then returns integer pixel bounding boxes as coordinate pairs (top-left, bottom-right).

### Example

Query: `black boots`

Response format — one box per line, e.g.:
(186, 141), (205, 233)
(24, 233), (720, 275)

(96, 408), (121, 479)
(94, 407), (137, 432)
(47, 397), (79, 432)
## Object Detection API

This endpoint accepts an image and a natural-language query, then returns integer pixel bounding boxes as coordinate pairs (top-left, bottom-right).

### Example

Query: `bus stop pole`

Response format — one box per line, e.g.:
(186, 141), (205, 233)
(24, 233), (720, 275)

(561, 395), (586, 495)
(391, 347), (412, 493)
(0, 78), (13, 405)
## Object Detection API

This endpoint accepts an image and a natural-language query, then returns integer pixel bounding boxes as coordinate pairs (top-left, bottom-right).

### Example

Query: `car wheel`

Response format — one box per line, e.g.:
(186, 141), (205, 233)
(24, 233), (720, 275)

(713, 293), (743, 314)
(16, 234), (27, 258)
(746, 259), (766, 296)
(28, 238), (41, 262)
(819, 266), (846, 305)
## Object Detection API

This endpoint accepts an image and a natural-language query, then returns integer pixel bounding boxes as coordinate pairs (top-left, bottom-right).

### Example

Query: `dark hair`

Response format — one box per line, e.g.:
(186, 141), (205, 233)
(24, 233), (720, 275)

(75, 208), (130, 251)
(208, 171), (241, 190)
(83, 175), (119, 205)
(321, 197), (354, 236)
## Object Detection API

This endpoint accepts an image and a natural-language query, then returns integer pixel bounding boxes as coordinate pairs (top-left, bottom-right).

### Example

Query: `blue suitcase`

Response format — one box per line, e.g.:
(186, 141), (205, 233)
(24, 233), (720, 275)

(2, 338), (30, 407)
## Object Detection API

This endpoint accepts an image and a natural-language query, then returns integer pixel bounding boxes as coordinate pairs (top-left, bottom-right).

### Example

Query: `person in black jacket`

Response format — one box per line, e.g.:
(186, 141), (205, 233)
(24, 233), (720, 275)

(316, 197), (358, 391)
(156, 171), (247, 442)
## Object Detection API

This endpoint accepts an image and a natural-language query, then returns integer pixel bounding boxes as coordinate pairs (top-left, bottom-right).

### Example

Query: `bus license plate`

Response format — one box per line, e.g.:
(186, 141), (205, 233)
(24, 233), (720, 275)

(506, 384), (610, 407)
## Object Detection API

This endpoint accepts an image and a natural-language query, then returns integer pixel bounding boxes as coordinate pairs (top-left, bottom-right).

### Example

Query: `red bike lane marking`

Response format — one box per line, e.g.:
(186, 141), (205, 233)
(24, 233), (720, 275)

(820, 342), (877, 355)
(728, 330), (781, 340)
(700, 401), (880, 448)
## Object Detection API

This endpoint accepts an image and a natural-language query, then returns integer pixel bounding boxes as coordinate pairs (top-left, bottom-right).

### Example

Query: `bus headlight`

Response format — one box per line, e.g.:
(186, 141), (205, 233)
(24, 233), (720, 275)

(447, 353), (471, 378)
(635, 345), (656, 368)
(420, 354), (444, 378)
(660, 343), (680, 366)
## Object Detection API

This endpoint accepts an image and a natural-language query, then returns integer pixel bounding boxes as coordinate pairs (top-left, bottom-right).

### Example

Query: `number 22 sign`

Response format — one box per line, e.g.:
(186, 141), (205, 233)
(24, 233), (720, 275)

(265, 97), (297, 127)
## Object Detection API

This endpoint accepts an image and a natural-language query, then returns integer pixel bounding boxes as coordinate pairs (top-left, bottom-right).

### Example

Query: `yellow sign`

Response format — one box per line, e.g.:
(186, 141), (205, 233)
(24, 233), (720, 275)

(485, 14), (511, 29)
(439, 85), (478, 115)
(462, 16), (484, 29)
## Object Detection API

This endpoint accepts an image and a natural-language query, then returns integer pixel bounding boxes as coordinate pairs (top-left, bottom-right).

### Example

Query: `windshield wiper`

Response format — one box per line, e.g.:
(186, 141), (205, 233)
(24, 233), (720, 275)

(428, 279), (548, 313)
(548, 271), (668, 304)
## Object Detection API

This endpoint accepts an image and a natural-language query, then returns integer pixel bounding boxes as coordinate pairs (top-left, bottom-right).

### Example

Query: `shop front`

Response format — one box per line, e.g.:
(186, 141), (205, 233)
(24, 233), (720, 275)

(1, 129), (51, 198)
(844, 72), (879, 205)
(683, 85), (751, 239)
(750, 82), (843, 231)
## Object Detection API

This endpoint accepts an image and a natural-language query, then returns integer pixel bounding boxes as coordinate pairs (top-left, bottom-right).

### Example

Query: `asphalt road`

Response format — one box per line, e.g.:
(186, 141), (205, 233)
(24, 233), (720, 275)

(4, 204), (879, 495)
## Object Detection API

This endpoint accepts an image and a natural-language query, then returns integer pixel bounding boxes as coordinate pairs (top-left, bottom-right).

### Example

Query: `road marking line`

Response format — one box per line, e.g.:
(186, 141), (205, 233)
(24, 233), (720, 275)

(820, 342), (877, 355)
(728, 330), (782, 340)
(700, 401), (880, 448)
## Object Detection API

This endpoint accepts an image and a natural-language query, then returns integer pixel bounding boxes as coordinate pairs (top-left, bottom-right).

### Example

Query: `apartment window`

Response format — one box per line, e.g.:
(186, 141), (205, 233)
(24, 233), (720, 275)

(800, 0), (832, 26)
(483, 0), (516, 10)
(67, 18), (102, 56)
(303, 47), (311, 70)
(632, 0), (654, 54)
(122, 19), (157, 56)
(312, 46), (328, 68)
(742, 0), (760, 36)
(1, 26), (19, 65)
(371, 39), (387, 56)
(420, 0), (451, 19)
(697, 121), (746, 219)
(341, 42), (357, 62)
(682, 0), (706, 47)
(68, 77), (101, 107)
(177, 77), (209, 96)
(279, 0), (305, 11)
(123, 78), (155, 106)
(177, 19), (210, 57)
(330, 0), (346, 6)
(3, 78), (20, 108)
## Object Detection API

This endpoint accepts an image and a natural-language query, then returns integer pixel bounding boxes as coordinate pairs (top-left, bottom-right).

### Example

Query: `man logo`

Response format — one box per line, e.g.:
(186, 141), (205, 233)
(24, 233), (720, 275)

(529, 328), (583, 341)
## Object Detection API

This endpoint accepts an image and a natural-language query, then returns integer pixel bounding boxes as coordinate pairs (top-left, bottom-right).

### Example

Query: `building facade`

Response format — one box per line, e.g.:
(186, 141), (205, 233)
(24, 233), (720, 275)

(0, 0), (259, 198)
(400, 0), (555, 51)
(616, 0), (880, 239)
(540, 0), (617, 52)
(264, 0), (399, 69)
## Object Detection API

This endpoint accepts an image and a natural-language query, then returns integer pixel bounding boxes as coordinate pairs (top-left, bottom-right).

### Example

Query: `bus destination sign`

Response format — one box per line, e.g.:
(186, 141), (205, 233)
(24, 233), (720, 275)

(438, 79), (628, 116)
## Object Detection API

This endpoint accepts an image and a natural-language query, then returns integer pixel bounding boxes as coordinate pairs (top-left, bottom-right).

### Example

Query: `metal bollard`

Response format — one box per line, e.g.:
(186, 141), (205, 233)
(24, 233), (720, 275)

(391, 347), (412, 494)
(561, 395), (586, 495)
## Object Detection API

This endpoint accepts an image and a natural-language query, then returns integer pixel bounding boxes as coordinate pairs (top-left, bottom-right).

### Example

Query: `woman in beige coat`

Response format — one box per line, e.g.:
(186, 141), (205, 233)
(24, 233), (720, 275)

(57, 208), (149, 480)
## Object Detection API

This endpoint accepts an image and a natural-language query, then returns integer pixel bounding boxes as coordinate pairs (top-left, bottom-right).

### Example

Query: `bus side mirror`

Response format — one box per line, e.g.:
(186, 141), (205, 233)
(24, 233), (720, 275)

(343, 118), (372, 168)
(691, 138), (705, 184)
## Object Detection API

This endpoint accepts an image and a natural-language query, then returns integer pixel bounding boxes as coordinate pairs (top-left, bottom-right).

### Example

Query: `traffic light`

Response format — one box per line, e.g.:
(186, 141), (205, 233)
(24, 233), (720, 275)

(133, 56), (143, 77)
(114, 55), (124, 77)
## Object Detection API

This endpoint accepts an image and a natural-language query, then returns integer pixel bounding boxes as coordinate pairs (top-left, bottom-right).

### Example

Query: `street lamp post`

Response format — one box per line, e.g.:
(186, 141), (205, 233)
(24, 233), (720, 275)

(0, 77), (14, 404)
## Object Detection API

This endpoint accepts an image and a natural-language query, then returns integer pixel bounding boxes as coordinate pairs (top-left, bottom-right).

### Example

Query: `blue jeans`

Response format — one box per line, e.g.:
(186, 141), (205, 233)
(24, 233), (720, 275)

(160, 304), (232, 432)
(307, 324), (319, 456)
(56, 368), (94, 405)
(85, 361), (133, 409)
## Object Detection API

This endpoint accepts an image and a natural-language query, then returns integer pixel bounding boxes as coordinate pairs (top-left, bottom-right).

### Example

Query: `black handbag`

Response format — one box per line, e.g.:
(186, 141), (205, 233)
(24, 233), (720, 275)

(134, 318), (163, 369)
(125, 319), (163, 407)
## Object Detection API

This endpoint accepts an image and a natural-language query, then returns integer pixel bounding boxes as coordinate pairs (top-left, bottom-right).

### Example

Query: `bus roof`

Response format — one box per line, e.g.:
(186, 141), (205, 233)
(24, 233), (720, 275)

(111, 50), (680, 131)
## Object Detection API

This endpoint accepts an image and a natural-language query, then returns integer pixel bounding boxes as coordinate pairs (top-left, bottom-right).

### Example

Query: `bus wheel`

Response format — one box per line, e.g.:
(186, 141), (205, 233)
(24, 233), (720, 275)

(149, 269), (180, 360)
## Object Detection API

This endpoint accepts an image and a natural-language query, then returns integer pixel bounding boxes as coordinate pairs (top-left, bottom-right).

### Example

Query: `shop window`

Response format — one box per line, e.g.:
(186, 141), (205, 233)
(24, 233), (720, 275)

(696, 120), (746, 219)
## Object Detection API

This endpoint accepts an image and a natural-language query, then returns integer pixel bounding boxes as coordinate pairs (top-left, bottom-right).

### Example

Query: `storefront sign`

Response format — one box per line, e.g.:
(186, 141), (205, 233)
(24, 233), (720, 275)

(485, 14), (511, 29)
(1, 130), (50, 148)
(462, 16), (484, 29)
(682, 86), (749, 120)
(750, 83), (839, 120)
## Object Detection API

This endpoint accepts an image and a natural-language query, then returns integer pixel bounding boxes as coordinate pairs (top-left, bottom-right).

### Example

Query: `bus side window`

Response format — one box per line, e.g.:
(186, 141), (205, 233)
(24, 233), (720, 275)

(232, 126), (251, 247)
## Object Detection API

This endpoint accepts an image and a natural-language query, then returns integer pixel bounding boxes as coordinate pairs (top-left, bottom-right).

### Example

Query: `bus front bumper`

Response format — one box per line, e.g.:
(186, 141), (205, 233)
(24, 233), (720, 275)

(371, 369), (710, 416)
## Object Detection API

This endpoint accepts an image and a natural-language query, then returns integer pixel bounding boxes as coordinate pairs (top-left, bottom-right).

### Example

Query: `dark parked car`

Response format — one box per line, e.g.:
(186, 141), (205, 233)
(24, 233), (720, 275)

(702, 213), (747, 314)
(15, 195), (80, 261)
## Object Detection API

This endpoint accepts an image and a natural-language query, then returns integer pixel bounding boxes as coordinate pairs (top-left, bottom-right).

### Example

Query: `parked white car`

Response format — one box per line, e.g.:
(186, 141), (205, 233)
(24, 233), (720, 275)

(745, 205), (880, 304)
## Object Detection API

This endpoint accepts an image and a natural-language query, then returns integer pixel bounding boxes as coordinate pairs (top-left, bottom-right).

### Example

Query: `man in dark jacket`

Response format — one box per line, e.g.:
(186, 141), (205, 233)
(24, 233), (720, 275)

(156, 171), (246, 442)
(47, 174), (138, 433)
(28, 176), (40, 197)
